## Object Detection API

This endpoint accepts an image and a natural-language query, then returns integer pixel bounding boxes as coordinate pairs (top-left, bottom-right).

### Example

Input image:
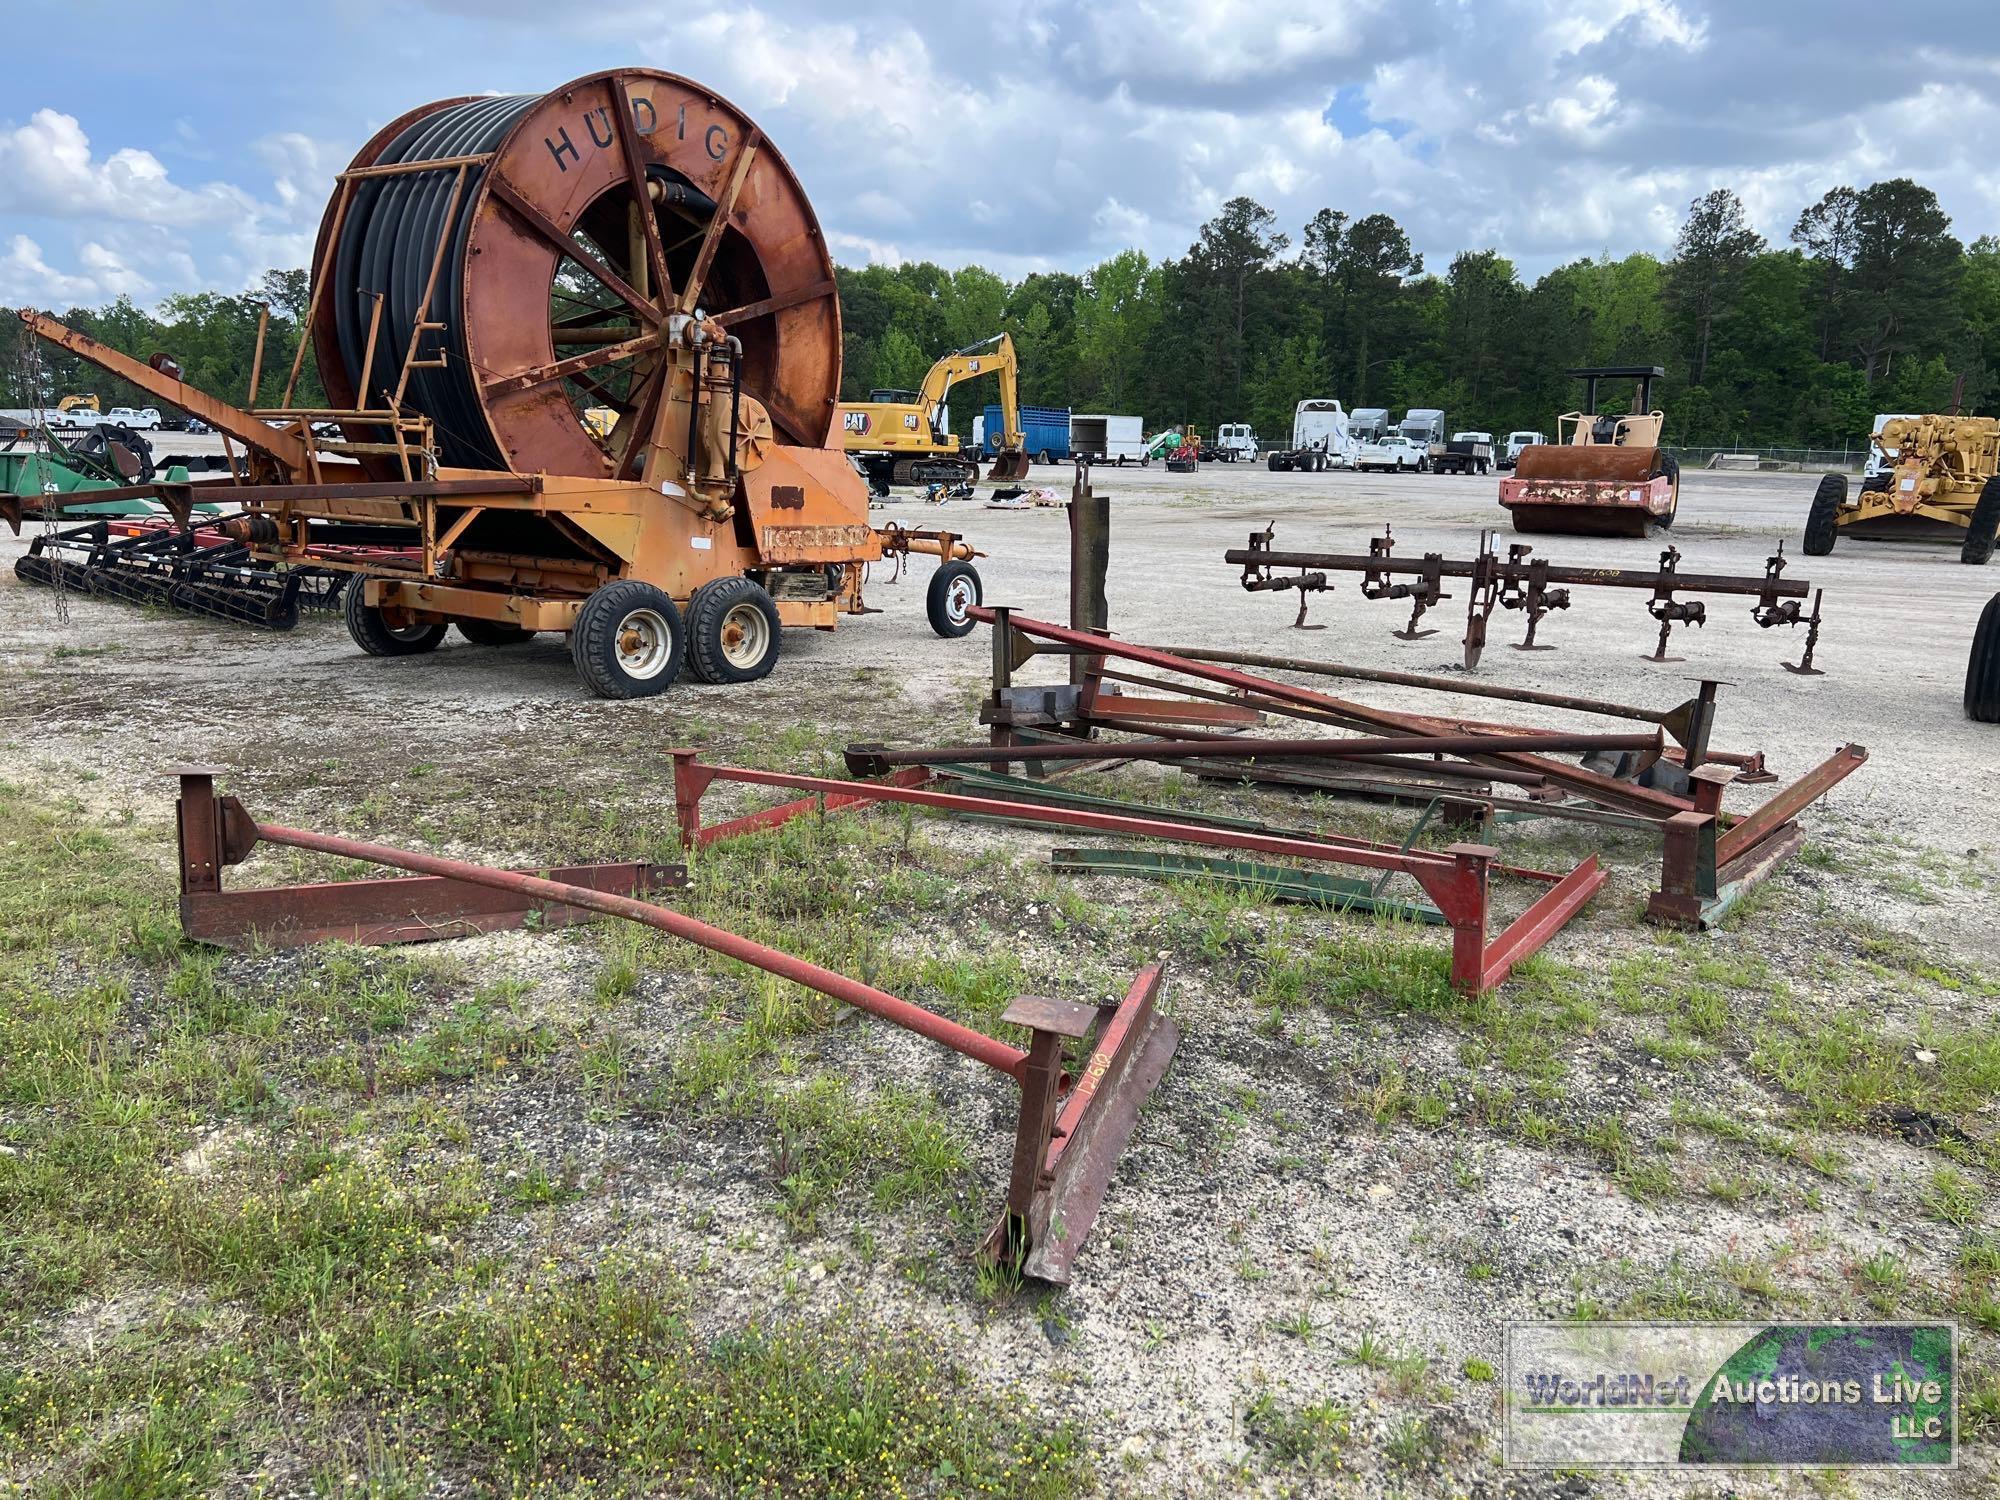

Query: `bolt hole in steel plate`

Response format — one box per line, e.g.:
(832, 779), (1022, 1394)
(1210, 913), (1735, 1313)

(310, 69), (843, 482)
(617, 608), (678, 679)
(720, 602), (770, 667)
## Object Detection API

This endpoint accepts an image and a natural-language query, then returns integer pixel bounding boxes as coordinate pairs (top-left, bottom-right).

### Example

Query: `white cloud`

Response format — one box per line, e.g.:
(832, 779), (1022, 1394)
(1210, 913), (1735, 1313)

(8, 0), (2000, 307)
(0, 109), (253, 226)
(1525, 75), (1624, 142)
(1544, 0), (1709, 57)
(0, 234), (103, 305)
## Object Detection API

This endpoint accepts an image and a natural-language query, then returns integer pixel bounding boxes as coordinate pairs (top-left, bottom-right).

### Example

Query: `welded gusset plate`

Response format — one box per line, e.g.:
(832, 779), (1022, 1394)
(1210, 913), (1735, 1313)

(181, 862), (686, 950)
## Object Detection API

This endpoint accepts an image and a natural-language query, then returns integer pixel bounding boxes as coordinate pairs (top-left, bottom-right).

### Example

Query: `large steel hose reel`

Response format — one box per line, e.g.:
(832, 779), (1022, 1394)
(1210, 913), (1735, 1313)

(309, 69), (843, 484)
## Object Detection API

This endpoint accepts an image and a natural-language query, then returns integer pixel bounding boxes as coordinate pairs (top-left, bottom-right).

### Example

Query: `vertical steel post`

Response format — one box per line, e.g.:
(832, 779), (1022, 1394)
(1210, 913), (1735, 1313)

(174, 767), (223, 896)
(667, 748), (707, 847)
(1068, 465), (1109, 689)
(1684, 680), (1721, 770)
(989, 604), (1015, 750)
(1443, 843), (1494, 990)
(996, 995), (1097, 1267)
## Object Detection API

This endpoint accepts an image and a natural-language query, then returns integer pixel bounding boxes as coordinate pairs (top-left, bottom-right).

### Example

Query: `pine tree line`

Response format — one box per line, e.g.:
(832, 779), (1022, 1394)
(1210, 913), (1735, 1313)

(4, 176), (1989, 454)
(840, 179), (1999, 451)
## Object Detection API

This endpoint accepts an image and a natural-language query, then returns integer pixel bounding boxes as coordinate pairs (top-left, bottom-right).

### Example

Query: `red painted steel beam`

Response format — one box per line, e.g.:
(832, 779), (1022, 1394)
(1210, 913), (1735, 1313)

(973, 609), (1693, 820)
(847, 729), (1661, 775)
(1478, 856), (1608, 989)
(694, 766), (932, 845)
(248, 817), (1028, 1080)
(696, 764), (1457, 878)
(691, 759), (1571, 884)
(1714, 743), (1868, 867)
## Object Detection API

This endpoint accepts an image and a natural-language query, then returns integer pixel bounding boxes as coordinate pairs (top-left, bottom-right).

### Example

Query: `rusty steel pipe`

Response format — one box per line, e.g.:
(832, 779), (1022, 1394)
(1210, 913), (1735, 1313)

(1159, 645), (1693, 729)
(848, 730), (1661, 775)
(975, 608), (1694, 820)
(251, 818), (1028, 1080)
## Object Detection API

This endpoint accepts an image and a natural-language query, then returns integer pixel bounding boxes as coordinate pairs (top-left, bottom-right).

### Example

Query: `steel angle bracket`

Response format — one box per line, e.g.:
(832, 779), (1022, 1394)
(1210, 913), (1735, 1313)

(981, 963), (1179, 1285)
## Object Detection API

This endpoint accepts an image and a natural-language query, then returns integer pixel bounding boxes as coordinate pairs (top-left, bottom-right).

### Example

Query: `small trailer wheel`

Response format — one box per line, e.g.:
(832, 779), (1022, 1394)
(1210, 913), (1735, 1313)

(1969, 593), (2000, 722)
(456, 620), (534, 646)
(1803, 472), (1844, 556)
(345, 584), (447, 657)
(927, 560), (982, 638)
(687, 576), (782, 684)
(570, 579), (684, 698)
(1960, 476), (2000, 565)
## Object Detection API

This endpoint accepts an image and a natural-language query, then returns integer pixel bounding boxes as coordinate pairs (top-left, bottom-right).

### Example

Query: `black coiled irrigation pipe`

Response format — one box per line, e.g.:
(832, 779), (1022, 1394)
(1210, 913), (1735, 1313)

(331, 95), (536, 469)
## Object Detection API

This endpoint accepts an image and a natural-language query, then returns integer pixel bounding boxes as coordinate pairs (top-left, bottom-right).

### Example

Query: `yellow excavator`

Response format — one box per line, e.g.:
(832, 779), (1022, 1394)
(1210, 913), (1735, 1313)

(840, 333), (1030, 493)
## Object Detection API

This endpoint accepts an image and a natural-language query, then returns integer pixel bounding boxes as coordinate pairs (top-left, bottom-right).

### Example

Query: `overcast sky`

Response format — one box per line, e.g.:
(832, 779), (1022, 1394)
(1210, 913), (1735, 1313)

(4, 0), (1996, 308)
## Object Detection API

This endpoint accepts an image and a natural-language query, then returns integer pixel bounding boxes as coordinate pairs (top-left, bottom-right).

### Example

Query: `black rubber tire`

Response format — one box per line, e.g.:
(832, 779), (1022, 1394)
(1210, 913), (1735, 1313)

(569, 579), (685, 699)
(1654, 451), (1681, 528)
(926, 560), (982, 638)
(1959, 475), (2000, 565)
(456, 619), (534, 646)
(1968, 593), (2000, 722)
(1268, 454), (1283, 471)
(686, 575), (782, 684)
(1803, 472), (1844, 557)
(345, 584), (447, 657)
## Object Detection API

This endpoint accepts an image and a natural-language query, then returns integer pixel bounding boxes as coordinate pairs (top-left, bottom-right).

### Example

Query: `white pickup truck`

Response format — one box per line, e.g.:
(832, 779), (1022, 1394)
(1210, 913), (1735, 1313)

(1356, 434), (1426, 473)
(105, 406), (163, 430)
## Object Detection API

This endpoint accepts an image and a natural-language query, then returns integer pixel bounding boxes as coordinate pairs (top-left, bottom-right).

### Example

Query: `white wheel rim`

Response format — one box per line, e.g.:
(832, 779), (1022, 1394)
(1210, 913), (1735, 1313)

(718, 602), (771, 668)
(944, 576), (975, 625)
(615, 607), (675, 680)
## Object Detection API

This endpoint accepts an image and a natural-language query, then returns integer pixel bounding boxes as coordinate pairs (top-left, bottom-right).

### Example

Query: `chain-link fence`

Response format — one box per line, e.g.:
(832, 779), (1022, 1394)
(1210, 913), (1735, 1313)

(1667, 446), (1866, 473)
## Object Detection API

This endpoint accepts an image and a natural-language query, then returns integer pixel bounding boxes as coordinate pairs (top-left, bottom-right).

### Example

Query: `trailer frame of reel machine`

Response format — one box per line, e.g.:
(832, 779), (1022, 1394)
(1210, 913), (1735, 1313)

(16, 69), (984, 696)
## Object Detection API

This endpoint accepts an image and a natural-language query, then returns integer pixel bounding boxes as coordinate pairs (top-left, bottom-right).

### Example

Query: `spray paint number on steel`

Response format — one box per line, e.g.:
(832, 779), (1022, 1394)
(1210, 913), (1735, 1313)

(544, 93), (729, 172)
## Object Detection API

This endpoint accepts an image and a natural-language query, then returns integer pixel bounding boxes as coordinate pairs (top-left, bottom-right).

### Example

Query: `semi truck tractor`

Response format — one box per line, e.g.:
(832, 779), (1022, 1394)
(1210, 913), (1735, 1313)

(1267, 399), (1355, 472)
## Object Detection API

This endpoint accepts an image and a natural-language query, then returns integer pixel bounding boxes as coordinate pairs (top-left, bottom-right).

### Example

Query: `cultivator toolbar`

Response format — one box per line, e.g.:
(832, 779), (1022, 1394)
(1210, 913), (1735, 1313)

(170, 768), (1175, 1285)
(1230, 525), (1827, 671)
(18, 516), (349, 630)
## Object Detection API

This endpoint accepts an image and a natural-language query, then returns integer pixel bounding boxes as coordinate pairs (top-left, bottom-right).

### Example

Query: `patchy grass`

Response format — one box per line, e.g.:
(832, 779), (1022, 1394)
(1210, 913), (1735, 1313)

(0, 783), (1086, 1494)
(1242, 1389), (1349, 1476)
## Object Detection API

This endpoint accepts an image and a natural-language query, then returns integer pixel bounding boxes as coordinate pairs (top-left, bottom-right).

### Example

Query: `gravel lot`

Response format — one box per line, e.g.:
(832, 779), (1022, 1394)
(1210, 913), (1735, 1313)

(3, 462), (1995, 1495)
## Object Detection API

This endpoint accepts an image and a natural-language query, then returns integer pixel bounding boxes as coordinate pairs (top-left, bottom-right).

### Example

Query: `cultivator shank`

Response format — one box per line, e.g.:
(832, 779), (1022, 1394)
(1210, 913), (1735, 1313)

(18, 516), (347, 630)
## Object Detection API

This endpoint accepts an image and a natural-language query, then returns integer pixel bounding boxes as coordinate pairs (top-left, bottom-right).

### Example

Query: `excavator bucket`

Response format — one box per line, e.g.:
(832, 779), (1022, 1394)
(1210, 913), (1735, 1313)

(1501, 444), (1672, 537)
(986, 447), (1031, 483)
